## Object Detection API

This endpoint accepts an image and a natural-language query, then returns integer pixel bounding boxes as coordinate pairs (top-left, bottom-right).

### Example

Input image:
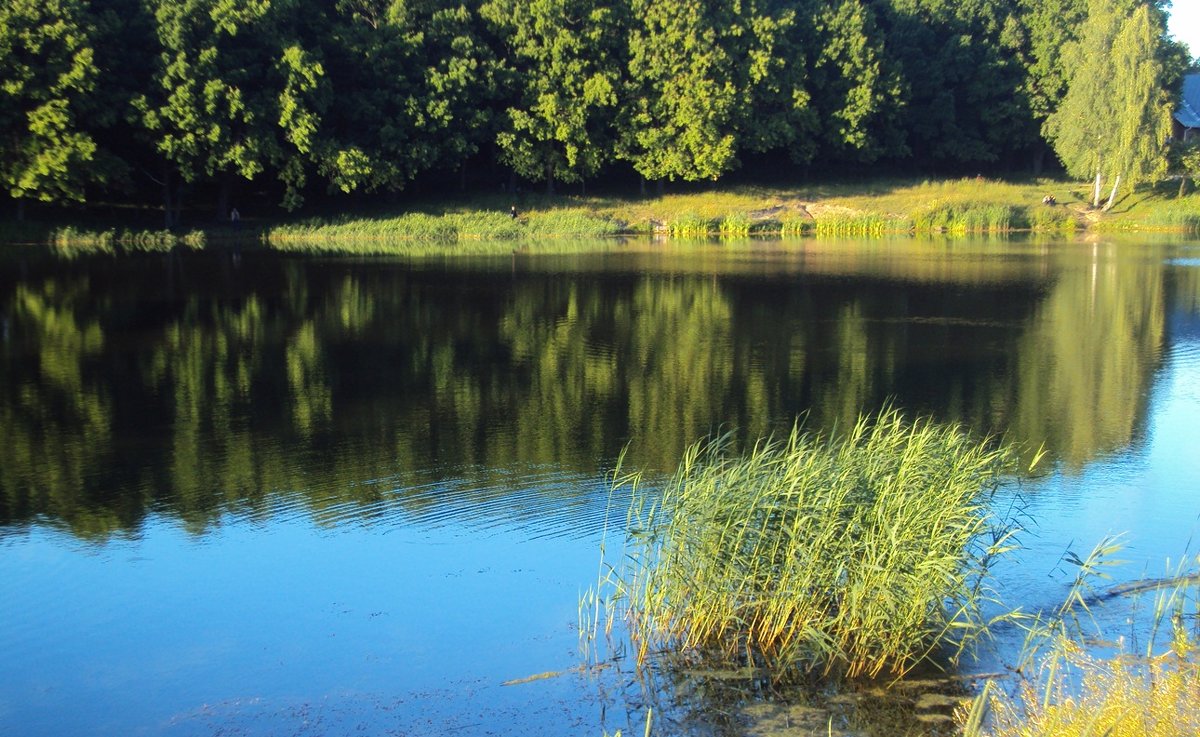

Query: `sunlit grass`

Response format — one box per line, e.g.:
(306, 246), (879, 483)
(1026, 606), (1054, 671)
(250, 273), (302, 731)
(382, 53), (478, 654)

(6, 178), (1197, 255)
(960, 541), (1200, 737)
(813, 212), (907, 237)
(265, 208), (619, 245)
(600, 408), (1018, 679)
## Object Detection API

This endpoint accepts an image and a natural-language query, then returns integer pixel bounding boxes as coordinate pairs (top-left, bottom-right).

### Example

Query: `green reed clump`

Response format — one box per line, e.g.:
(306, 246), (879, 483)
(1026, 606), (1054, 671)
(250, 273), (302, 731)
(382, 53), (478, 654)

(41, 226), (207, 254)
(717, 213), (752, 238)
(666, 213), (713, 238)
(1029, 206), (1079, 233)
(1143, 206), (1200, 233)
(913, 202), (1016, 234)
(266, 208), (618, 245)
(812, 213), (900, 237)
(523, 210), (621, 238)
(610, 409), (1016, 679)
(780, 215), (813, 236)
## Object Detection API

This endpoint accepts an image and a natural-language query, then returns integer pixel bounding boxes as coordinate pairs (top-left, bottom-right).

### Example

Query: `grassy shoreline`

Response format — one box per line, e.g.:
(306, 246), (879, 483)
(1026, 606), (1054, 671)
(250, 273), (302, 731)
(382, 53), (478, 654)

(5, 178), (1199, 253)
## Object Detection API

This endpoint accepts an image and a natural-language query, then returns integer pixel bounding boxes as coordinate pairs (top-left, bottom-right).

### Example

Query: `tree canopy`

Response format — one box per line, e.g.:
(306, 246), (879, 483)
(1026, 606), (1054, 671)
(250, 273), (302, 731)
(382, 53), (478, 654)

(0, 0), (1190, 217)
(1045, 0), (1177, 207)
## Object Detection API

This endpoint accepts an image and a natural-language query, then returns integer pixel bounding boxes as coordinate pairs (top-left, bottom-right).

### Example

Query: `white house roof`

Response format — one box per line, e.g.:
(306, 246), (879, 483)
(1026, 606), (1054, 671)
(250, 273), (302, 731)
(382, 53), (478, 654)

(1177, 73), (1200, 129)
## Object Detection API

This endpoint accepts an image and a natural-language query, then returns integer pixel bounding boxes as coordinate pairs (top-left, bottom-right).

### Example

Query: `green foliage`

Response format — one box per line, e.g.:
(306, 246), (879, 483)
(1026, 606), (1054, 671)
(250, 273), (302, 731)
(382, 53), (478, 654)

(604, 409), (1016, 678)
(619, 0), (805, 182)
(0, 0), (1191, 222)
(1045, 0), (1176, 205)
(481, 0), (622, 191)
(874, 0), (1036, 165)
(134, 0), (329, 210)
(0, 0), (102, 207)
(1014, 0), (1088, 123)
(316, 0), (496, 195)
(807, 0), (905, 162)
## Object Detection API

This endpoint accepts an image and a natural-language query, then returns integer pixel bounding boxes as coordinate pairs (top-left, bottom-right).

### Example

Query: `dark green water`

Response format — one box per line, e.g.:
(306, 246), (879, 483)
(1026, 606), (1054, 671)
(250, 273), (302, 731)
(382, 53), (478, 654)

(1, 238), (1198, 735)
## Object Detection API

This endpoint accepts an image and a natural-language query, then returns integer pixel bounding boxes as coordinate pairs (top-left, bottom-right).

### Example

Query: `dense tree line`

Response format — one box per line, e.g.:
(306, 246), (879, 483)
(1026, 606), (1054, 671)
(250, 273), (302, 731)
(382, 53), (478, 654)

(0, 0), (1191, 221)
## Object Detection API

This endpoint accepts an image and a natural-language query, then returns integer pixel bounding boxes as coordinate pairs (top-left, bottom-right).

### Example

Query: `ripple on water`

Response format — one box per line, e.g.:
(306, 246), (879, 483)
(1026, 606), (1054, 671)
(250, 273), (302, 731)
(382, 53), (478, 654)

(221, 461), (632, 542)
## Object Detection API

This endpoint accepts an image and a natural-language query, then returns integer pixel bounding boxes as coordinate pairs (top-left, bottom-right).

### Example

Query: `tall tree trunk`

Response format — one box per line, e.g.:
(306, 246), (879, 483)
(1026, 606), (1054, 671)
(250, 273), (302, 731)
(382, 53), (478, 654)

(655, 179), (664, 197)
(545, 162), (555, 196)
(1103, 174), (1121, 211)
(1092, 170), (1103, 209)
(1180, 176), (1189, 198)
(639, 178), (646, 197)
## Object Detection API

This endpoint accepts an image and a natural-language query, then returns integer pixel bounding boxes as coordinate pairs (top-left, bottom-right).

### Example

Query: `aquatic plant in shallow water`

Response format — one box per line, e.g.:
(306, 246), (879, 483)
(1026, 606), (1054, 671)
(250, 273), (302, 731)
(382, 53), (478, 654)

(960, 540), (1200, 737)
(600, 409), (1018, 679)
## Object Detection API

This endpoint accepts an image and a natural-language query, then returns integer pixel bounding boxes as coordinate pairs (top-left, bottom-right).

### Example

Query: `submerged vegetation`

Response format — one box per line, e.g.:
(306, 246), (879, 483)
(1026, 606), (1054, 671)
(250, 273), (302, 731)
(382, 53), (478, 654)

(593, 409), (1018, 679)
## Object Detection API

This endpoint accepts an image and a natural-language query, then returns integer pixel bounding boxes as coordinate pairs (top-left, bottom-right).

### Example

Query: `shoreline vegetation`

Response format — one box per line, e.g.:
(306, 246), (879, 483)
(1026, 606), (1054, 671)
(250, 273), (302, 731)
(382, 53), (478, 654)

(586, 409), (1018, 680)
(4, 178), (1200, 255)
(582, 410), (1200, 735)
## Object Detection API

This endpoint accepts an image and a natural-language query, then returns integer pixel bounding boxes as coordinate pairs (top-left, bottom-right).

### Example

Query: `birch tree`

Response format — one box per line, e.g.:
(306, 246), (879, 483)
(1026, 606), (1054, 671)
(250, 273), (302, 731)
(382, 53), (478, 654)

(1045, 0), (1176, 208)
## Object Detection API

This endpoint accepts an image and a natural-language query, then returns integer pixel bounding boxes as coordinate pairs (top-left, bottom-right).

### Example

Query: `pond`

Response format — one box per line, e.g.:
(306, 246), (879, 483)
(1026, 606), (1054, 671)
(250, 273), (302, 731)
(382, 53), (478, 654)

(1, 237), (1199, 736)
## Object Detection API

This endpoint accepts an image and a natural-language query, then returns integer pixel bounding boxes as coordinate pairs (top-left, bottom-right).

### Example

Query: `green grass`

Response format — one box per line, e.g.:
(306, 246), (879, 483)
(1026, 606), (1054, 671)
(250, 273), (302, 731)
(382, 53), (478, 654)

(1029, 205), (1080, 233)
(812, 212), (907, 237)
(7, 178), (1199, 255)
(718, 212), (752, 238)
(911, 201), (1017, 234)
(265, 208), (619, 246)
(779, 214), (813, 236)
(665, 213), (712, 238)
(598, 408), (1017, 679)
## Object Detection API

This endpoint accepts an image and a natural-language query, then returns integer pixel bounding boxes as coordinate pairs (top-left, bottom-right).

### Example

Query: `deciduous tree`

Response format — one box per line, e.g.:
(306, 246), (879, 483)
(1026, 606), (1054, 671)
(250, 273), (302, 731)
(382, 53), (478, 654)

(481, 0), (623, 194)
(0, 0), (102, 218)
(1045, 0), (1176, 208)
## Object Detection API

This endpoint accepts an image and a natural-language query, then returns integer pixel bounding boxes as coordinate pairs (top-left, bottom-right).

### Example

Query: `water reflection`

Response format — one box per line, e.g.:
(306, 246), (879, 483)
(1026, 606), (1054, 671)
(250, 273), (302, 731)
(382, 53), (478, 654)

(0, 240), (1194, 540)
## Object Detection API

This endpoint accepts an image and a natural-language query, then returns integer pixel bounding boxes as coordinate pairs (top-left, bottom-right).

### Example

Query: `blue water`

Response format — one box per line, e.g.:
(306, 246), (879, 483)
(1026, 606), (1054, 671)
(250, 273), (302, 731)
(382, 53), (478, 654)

(2, 238), (1199, 735)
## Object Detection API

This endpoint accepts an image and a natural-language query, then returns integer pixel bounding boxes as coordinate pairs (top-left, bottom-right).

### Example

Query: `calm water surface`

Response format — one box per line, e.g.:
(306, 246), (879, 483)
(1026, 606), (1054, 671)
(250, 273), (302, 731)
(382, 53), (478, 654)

(1, 238), (1199, 735)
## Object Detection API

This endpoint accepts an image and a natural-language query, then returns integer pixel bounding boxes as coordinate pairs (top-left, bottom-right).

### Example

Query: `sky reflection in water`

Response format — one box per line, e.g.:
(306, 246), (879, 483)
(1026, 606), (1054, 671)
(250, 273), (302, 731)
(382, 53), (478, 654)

(1, 238), (1199, 735)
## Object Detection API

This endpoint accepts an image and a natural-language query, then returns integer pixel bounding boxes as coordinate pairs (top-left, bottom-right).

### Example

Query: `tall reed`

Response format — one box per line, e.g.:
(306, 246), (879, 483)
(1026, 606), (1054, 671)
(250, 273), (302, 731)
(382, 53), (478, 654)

(779, 215), (813, 236)
(812, 213), (899, 237)
(665, 213), (712, 238)
(717, 213), (752, 238)
(960, 541), (1200, 737)
(606, 409), (1017, 679)
(913, 202), (1016, 234)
